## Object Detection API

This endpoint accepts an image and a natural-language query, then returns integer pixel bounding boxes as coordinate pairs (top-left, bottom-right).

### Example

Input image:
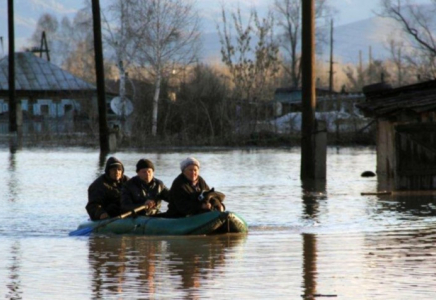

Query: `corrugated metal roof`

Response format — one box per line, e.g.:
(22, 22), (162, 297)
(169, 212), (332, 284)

(0, 52), (96, 91)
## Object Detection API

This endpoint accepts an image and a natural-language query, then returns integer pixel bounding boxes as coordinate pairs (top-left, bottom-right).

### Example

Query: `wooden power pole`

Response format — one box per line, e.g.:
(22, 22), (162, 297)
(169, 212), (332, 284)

(301, 0), (326, 180)
(91, 0), (109, 153)
(329, 19), (334, 93)
(8, 0), (17, 133)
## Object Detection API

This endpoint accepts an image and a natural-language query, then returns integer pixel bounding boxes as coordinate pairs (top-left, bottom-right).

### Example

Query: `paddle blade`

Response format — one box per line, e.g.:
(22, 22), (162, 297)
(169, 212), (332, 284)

(68, 226), (94, 236)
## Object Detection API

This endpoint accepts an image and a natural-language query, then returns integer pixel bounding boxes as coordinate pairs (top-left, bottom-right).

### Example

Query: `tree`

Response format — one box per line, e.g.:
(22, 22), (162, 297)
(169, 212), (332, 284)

(380, 0), (436, 79)
(102, 0), (147, 122)
(274, 0), (334, 88)
(61, 7), (96, 83)
(132, 0), (201, 136)
(344, 59), (391, 91)
(175, 64), (231, 141)
(218, 6), (280, 133)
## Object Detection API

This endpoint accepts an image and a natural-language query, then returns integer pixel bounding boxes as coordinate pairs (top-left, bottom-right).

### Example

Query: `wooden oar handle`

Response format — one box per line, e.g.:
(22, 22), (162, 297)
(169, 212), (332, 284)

(119, 205), (149, 219)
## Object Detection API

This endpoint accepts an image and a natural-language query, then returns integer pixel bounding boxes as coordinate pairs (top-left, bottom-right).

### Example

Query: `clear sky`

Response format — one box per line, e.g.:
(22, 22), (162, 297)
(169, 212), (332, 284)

(0, 0), (427, 53)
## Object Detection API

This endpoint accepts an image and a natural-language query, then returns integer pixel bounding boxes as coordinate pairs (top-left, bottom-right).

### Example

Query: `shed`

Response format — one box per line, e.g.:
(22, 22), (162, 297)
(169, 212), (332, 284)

(357, 80), (436, 190)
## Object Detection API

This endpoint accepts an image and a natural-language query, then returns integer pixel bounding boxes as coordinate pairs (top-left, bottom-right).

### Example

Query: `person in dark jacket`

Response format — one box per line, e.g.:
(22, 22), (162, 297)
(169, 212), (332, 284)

(86, 157), (129, 221)
(166, 157), (224, 218)
(121, 159), (169, 216)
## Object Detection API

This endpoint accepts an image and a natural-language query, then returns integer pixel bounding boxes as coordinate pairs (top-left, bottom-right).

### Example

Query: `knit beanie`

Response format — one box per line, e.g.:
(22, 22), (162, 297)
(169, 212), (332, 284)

(105, 156), (124, 175)
(136, 159), (155, 172)
(180, 157), (200, 171)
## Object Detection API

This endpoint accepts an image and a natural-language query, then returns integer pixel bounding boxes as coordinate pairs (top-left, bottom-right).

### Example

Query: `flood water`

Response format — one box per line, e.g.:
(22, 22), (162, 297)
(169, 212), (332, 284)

(1, 147), (436, 299)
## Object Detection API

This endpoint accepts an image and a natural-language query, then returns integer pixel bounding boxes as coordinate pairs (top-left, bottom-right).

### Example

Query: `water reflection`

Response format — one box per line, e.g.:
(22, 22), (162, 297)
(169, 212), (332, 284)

(301, 179), (327, 221)
(88, 235), (161, 297)
(376, 192), (436, 217)
(302, 234), (317, 299)
(88, 234), (246, 298)
(166, 234), (246, 297)
(300, 179), (324, 299)
(7, 147), (18, 202)
(6, 241), (22, 300)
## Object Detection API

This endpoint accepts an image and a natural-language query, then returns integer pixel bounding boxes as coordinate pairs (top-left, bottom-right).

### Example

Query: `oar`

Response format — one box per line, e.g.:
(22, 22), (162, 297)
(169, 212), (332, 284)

(69, 205), (148, 236)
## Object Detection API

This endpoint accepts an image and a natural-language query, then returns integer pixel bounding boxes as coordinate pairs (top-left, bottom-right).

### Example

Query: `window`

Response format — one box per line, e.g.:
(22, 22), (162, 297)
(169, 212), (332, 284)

(64, 104), (73, 112)
(40, 105), (49, 116)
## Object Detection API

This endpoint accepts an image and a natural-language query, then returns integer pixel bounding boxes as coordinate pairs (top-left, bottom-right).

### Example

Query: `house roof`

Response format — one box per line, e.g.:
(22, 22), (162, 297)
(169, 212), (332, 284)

(357, 80), (436, 117)
(0, 52), (96, 92)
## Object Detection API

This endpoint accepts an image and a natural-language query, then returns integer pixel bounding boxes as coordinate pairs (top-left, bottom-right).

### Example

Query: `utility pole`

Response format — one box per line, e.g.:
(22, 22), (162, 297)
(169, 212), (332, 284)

(369, 46), (373, 83)
(301, 0), (326, 180)
(301, 0), (316, 179)
(329, 19), (334, 93)
(358, 50), (363, 88)
(91, 0), (109, 153)
(8, 0), (17, 133)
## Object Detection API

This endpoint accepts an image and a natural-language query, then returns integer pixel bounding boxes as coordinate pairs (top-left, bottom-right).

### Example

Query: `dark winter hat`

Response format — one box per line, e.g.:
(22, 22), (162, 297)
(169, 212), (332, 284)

(180, 157), (200, 171)
(136, 159), (155, 172)
(108, 161), (122, 169)
(105, 156), (124, 175)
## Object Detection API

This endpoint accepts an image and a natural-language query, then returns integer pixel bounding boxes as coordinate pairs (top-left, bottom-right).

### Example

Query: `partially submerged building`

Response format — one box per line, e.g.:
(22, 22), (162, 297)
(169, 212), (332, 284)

(358, 80), (436, 190)
(268, 87), (368, 135)
(0, 52), (99, 133)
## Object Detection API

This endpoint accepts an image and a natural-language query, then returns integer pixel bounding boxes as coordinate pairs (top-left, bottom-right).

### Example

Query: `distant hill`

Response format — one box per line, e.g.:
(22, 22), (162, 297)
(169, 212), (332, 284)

(332, 16), (402, 64)
(199, 16), (403, 66)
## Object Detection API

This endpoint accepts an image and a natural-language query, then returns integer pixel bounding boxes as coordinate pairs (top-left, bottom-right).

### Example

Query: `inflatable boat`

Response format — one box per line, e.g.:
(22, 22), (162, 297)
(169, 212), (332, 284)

(69, 211), (248, 236)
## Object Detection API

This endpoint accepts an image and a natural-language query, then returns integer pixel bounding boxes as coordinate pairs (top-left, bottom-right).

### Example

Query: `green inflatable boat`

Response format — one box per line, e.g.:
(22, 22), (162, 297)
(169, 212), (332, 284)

(69, 211), (248, 236)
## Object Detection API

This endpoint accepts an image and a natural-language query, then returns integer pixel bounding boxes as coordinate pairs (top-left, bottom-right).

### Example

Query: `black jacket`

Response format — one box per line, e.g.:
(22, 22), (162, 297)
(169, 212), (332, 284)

(121, 176), (169, 215)
(167, 173), (210, 217)
(86, 157), (129, 221)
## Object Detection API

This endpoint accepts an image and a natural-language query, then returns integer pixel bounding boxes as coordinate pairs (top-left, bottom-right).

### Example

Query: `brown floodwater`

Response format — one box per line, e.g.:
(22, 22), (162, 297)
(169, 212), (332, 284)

(1, 147), (436, 299)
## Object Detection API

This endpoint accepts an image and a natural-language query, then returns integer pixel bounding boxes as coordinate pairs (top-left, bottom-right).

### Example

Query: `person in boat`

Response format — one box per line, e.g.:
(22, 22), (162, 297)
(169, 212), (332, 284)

(166, 157), (225, 218)
(121, 158), (169, 216)
(86, 156), (129, 221)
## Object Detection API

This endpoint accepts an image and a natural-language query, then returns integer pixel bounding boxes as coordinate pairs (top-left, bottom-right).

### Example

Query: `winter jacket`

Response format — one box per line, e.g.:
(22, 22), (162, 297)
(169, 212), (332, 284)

(86, 157), (129, 221)
(121, 176), (169, 215)
(166, 173), (210, 217)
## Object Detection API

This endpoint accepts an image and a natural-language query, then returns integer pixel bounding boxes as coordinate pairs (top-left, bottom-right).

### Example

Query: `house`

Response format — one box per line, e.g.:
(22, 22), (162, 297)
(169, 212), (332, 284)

(0, 52), (120, 133)
(273, 87), (365, 117)
(0, 52), (98, 118)
(357, 80), (436, 190)
(267, 87), (368, 136)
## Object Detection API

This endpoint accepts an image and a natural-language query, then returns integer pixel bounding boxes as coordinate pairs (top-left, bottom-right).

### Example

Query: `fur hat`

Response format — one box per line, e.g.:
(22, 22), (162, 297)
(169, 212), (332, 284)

(136, 159), (155, 172)
(180, 157), (200, 171)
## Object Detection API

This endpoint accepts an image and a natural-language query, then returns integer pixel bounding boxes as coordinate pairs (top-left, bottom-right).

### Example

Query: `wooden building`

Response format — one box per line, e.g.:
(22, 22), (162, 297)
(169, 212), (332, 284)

(0, 52), (102, 133)
(358, 80), (436, 190)
(273, 87), (365, 117)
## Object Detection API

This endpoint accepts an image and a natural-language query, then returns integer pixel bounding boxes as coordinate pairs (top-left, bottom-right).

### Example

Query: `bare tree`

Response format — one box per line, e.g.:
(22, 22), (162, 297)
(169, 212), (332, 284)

(344, 59), (390, 91)
(102, 0), (147, 121)
(218, 6), (280, 133)
(61, 7), (96, 82)
(380, 0), (436, 79)
(274, 0), (334, 88)
(387, 39), (410, 86)
(132, 0), (201, 136)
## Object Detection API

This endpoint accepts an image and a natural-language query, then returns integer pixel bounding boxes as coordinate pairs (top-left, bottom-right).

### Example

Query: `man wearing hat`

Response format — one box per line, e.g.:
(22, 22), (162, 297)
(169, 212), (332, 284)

(86, 156), (129, 220)
(121, 159), (169, 216)
(166, 157), (223, 218)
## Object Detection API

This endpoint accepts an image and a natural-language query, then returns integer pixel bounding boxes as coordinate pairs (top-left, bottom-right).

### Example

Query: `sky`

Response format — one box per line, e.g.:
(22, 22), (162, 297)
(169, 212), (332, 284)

(0, 0), (430, 57)
(0, 0), (385, 52)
